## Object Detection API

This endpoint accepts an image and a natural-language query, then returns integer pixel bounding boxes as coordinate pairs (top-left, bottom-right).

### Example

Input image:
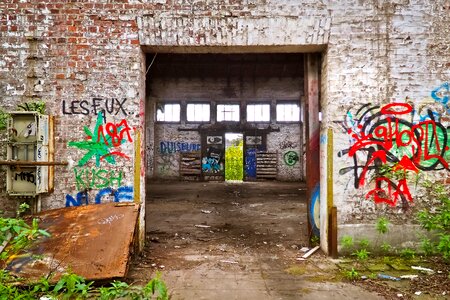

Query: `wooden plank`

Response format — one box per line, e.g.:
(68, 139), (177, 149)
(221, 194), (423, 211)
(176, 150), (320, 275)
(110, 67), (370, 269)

(301, 245), (320, 259)
(180, 169), (201, 175)
(257, 170), (277, 172)
(330, 206), (338, 258)
(257, 175), (277, 179)
(48, 115), (54, 193)
(0, 160), (68, 166)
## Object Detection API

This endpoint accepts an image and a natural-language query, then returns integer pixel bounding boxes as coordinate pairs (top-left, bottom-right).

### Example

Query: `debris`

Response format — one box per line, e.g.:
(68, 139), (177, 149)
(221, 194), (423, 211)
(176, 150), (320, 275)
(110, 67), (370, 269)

(400, 275), (419, 280)
(361, 275), (368, 280)
(414, 291), (422, 296)
(195, 224), (211, 228)
(174, 246), (181, 249)
(201, 210), (212, 214)
(159, 265), (165, 269)
(296, 258), (306, 261)
(150, 237), (160, 243)
(0, 233), (12, 254)
(151, 263), (157, 267)
(219, 260), (238, 264)
(300, 245), (320, 259)
(263, 241), (268, 245)
(249, 203), (263, 208)
(114, 202), (136, 207)
(397, 294), (403, 297)
(378, 274), (400, 281)
(411, 266), (434, 274)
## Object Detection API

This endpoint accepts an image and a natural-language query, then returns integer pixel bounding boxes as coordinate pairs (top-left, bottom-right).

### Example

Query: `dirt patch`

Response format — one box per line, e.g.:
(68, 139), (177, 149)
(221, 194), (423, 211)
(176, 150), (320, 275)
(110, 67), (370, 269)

(132, 181), (309, 273)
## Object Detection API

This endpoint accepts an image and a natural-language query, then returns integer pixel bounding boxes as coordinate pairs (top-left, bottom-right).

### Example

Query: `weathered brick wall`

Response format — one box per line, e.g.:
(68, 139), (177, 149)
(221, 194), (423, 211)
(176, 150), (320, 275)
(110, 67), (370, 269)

(0, 0), (449, 250)
(0, 1), (145, 212)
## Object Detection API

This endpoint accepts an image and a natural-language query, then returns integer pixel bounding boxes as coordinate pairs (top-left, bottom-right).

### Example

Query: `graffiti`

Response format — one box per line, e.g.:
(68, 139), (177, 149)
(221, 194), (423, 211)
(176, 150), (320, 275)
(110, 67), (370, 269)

(65, 186), (133, 207)
(14, 171), (35, 184)
(207, 136), (223, 145)
(320, 134), (327, 144)
(339, 103), (449, 207)
(279, 140), (296, 149)
(202, 146), (223, 173)
(245, 148), (257, 178)
(158, 154), (177, 176)
(309, 184), (320, 236)
(283, 151), (300, 166)
(159, 141), (200, 154)
(246, 136), (262, 146)
(62, 97), (128, 116)
(74, 167), (123, 190)
(22, 122), (36, 138)
(98, 214), (125, 225)
(431, 82), (449, 112)
(68, 111), (133, 167)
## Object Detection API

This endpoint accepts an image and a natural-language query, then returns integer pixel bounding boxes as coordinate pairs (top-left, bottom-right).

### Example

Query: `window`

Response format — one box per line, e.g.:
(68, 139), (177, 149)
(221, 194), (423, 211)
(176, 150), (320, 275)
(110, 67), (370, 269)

(247, 104), (270, 122)
(187, 103), (210, 122)
(217, 104), (240, 122)
(276, 102), (300, 122)
(156, 103), (180, 122)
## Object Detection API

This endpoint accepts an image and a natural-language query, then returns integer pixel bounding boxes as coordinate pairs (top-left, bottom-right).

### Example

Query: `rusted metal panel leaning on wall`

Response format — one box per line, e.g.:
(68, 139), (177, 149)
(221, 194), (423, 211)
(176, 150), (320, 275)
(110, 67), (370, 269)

(6, 203), (139, 281)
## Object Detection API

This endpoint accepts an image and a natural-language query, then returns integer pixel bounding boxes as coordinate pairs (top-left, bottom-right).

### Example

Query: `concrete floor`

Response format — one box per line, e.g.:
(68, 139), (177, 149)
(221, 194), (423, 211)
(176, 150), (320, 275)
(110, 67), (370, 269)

(127, 181), (383, 299)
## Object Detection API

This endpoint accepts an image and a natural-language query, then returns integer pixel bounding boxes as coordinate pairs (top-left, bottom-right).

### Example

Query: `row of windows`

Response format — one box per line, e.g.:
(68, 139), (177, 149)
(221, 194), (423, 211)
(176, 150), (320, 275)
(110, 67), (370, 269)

(156, 103), (300, 123)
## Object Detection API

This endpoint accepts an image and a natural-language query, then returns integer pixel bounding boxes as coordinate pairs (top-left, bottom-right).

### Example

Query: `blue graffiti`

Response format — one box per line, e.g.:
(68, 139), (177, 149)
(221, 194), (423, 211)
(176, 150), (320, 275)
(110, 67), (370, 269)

(245, 148), (257, 178)
(160, 141), (201, 154)
(65, 191), (89, 207)
(309, 184), (320, 236)
(431, 82), (449, 111)
(65, 186), (134, 207)
(202, 157), (222, 173)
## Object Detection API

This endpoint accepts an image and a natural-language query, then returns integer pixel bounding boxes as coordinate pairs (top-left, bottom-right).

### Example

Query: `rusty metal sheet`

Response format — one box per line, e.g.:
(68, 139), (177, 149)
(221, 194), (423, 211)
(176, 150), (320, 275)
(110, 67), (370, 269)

(7, 203), (139, 281)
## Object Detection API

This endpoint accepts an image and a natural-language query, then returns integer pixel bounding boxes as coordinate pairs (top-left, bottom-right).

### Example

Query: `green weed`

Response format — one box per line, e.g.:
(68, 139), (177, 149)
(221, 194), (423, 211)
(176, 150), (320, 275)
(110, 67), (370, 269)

(376, 217), (390, 235)
(344, 268), (360, 281)
(352, 249), (370, 260)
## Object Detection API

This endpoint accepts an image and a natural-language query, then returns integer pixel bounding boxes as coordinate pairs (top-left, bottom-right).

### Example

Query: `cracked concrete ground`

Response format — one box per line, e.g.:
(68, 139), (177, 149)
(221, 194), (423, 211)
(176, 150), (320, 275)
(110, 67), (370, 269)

(127, 181), (383, 299)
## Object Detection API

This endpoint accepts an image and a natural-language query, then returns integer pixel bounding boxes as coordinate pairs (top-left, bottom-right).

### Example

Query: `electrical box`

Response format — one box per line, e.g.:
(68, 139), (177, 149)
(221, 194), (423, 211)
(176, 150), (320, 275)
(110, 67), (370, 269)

(6, 112), (50, 196)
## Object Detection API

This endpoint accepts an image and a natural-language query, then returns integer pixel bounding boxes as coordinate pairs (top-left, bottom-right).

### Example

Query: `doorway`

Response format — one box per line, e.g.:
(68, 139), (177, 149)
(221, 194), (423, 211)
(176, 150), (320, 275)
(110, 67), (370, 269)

(225, 133), (243, 181)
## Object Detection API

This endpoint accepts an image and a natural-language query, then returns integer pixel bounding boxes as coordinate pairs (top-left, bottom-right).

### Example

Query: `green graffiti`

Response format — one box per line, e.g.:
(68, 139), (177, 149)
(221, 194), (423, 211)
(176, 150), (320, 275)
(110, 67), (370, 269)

(68, 111), (131, 166)
(74, 167), (124, 190)
(284, 151), (299, 166)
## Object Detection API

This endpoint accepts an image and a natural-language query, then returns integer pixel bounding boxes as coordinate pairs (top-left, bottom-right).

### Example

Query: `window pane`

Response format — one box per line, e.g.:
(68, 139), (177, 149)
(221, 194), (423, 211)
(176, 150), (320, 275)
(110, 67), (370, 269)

(247, 104), (270, 122)
(217, 104), (240, 122)
(156, 103), (180, 122)
(276, 103), (300, 122)
(187, 103), (210, 122)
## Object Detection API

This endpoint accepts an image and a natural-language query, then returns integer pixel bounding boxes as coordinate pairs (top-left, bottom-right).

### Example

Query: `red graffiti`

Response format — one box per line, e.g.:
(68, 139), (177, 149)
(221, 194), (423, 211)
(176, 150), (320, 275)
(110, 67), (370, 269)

(97, 119), (133, 148)
(366, 177), (413, 207)
(339, 103), (449, 208)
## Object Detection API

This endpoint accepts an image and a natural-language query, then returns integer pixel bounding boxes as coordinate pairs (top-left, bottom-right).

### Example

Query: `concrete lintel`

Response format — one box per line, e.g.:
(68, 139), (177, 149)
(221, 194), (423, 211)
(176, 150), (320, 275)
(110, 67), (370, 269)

(141, 45), (326, 54)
